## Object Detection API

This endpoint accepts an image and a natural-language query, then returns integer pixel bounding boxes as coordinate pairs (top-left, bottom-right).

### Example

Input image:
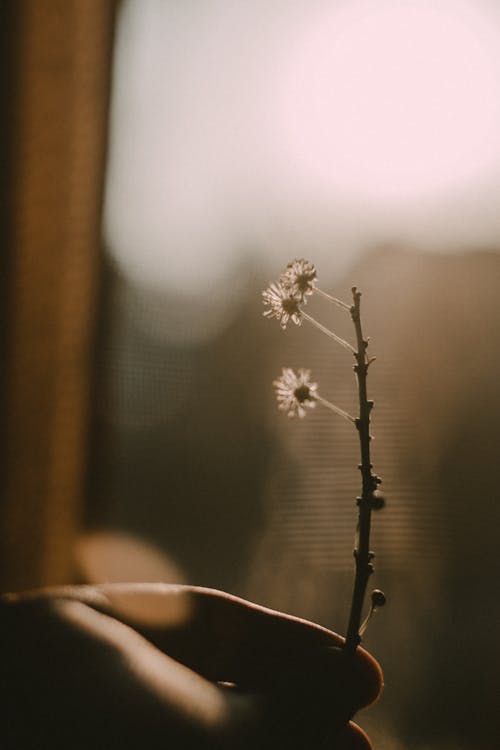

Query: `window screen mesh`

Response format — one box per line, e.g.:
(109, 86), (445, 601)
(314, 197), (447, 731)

(87, 247), (500, 750)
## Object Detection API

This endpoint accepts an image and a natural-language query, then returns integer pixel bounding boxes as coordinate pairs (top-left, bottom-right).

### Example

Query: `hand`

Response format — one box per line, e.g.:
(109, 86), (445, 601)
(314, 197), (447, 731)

(1, 584), (382, 749)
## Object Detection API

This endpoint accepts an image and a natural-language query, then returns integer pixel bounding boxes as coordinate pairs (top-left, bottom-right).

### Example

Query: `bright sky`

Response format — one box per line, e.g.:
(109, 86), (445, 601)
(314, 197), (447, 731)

(104, 0), (500, 297)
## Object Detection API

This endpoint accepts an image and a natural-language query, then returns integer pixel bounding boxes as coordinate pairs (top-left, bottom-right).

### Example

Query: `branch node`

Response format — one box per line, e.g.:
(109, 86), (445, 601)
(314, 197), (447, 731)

(371, 589), (386, 608)
(370, 493), (385, 510)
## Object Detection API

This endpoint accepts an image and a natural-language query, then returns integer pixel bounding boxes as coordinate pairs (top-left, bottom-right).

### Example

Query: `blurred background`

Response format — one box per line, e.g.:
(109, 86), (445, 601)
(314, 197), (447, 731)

(1, 1), (500, 748)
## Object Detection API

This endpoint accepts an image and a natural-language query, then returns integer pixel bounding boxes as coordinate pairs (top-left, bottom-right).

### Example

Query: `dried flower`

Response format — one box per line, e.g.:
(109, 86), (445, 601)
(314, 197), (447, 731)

(273, 367), (318, 418)
(263, 271), (385, 652)
(262, 282), (303, 329)
(280, 258), (317, 299)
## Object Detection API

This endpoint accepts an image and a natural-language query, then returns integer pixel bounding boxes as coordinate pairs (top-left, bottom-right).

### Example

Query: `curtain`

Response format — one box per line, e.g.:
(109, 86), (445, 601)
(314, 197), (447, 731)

(0, 0), (116, 591)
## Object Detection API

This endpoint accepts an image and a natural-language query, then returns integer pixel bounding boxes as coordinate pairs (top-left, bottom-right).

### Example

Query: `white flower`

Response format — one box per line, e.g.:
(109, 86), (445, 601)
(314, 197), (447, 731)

(273, 367), (318, 418)
(262, 282), (303, 329)
(280, 258), (317, 299)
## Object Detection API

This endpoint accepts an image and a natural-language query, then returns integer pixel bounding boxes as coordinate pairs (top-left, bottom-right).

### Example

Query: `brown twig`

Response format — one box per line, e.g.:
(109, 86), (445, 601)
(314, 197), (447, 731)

(344, 287), (381, 653)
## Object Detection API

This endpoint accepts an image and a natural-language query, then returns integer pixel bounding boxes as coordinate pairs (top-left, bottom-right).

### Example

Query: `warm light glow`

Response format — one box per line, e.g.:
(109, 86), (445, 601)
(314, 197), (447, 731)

(76, 531), (186, 586)
(105, 0), (500, 296)
(276, 0), (500, 204)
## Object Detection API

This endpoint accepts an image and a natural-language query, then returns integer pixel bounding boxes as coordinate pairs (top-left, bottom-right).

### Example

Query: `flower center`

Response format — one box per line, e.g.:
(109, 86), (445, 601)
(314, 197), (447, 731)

(282, 296), (300, 315)
(294, 385), (312, 403)
(297, 273), (314, 292)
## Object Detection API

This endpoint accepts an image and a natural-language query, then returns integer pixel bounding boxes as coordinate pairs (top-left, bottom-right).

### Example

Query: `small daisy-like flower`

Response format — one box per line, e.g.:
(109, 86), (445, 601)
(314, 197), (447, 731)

(273, 367), (318, 418)
(262, 282), (303, 329)
(280, 258), (317, 299)
(273, 367), (355, 422)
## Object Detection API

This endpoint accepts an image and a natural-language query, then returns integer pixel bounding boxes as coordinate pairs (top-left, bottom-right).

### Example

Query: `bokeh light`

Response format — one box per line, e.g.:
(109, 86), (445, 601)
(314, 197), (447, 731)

(104, 0), (500, 303)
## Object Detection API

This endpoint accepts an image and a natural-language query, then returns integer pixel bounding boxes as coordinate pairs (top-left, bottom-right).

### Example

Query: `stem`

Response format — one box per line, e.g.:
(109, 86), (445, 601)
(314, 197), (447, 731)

(314, 393), (356, 423)
(314, 287), (351, 311)
(301, 311), (356, 354)
(344, 287), (378, 654)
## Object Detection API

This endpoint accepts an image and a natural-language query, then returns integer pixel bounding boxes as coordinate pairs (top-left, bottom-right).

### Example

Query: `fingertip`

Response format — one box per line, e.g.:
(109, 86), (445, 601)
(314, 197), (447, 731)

(353, 645), (384, 708)
(322, 641), (383, 713)
(337, 721), (373, 750)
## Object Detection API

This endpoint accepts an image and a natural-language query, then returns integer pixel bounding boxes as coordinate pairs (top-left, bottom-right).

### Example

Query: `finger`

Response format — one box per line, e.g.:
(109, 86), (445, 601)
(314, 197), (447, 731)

(9, 584), (382, 713)
(84, 584), (383, 711)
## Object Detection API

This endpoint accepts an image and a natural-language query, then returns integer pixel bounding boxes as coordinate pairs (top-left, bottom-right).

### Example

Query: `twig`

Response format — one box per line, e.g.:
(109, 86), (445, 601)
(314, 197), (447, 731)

(344, 287), (381, 653)
(301, 311), (356, 354)
(314, 393), (356, 424)
(313, 286), (352, 311)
